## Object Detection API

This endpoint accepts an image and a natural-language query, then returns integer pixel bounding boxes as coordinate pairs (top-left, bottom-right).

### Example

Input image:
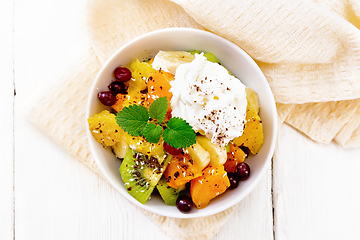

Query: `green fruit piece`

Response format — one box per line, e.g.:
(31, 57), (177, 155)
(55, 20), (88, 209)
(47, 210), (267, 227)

(189, 50), (201, 55)
(156, 178), (186, 206)
(188, 50), (220, 63)
(120, 149), (172, 204)
(203, 52), (221, 64)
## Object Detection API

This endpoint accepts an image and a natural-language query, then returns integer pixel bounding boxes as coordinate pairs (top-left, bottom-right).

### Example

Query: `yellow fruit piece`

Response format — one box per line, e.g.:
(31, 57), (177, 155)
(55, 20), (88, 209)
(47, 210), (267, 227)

(122, 134), (167, 164)
(232, 107), (264, 154)
(87, 110), (123, 147)
(245, 87), (260, 114)
(112, 92), (149, 112)
(196, 136), (227, 165)
(112, 60), (155, 112)
(185, 140), (210, 170)
(112, 139), (129, 159)
(128, 59), (155, 92)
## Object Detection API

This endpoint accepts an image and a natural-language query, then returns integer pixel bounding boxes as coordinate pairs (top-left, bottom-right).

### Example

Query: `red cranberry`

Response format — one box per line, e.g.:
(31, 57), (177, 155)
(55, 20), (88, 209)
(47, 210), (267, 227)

(163, 142), (182, 155)
(227, 172), (239, 189)
(108, 81), (127, 94)
(114, 66), (132, 82)
(176, 195), (193, 213)
(98, 91), (117, 106)
(236, 162), (250, 181)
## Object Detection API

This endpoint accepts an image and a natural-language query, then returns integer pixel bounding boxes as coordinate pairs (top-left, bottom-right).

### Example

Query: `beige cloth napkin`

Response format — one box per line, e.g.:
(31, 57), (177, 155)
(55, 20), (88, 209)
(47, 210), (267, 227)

(28, 0), (360, 239)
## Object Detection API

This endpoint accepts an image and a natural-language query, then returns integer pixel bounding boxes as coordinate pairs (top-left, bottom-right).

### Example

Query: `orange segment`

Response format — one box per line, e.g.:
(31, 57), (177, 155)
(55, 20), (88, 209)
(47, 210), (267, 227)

(164, 153), (202, 189)
(111, 92), (148, 112)
(147, 70), (174, 118)
(224, 143), (246, 173)
(190, 165), (230, 209)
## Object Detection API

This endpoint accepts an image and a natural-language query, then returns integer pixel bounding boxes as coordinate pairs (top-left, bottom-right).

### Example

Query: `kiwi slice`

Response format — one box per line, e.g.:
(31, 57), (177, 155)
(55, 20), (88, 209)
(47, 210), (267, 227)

(188, 50), (220, 64)
(156, 177), (186, 206)
(120, 149), (172, 204)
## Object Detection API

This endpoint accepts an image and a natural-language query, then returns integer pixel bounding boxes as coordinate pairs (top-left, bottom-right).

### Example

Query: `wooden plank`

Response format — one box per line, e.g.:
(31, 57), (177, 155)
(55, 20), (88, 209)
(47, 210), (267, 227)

(273, 124), (360, 240)
(0, 0), (14, 239)
(215, 168), (274, 240)
(13, 0), (274, 239)
(13, 0), (168, 239)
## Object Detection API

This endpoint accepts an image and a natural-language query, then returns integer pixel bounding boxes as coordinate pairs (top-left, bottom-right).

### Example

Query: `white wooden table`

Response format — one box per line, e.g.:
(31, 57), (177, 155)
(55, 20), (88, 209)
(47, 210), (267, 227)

(1, 1), (360, 239)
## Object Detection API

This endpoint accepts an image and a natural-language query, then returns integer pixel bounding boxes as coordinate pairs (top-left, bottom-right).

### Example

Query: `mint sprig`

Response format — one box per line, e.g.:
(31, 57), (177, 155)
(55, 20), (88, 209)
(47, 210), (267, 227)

(115, 104), (149, 136)
(143, 123), (163, 143)
(115, 97), (196, 148)
(163, 117), (196, 149)
(148, 96), (168, 124)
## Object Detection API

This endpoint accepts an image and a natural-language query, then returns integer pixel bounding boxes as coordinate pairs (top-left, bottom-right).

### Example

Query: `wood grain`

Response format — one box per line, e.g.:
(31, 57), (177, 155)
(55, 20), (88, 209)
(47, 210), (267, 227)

(3, 0), (360, 239)
(0, 0), (14, 239)
(273, 124), (360, 240)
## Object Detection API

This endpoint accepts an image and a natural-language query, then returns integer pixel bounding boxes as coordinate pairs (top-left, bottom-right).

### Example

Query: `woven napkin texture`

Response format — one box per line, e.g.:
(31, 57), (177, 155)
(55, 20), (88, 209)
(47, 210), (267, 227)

(28, 0), (360, 239)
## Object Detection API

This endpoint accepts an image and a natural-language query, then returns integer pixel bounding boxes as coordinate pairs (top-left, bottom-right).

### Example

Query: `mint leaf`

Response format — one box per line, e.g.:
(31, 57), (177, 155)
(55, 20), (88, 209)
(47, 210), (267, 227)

(149, 97), (168, 124)
(163, 117), (196, 148)
(115, 104), (149, 136)
(143, 123), (163, 143)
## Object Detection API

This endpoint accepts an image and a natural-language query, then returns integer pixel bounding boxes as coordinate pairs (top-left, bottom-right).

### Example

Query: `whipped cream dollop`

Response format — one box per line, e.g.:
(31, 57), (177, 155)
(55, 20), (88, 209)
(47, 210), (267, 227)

(170, 53), (248, 146)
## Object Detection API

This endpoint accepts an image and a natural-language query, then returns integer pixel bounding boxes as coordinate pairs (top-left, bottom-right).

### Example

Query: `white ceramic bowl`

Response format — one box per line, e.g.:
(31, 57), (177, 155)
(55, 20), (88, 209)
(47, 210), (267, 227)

(86, 28), (277, 218)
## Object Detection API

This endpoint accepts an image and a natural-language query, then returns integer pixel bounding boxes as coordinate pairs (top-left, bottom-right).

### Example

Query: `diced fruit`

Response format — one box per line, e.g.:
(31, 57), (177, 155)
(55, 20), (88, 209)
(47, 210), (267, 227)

(87, 110), (123, 146)
(98, 91), (117, 106)
(203, 52), (221, 64)
(126, 73), (147, 93)
(108, 81), (127, 94)
(156, 177), (186, 206)
(111, 92), (149, 112)
(114, 66), (132, 82)
(128, 59), (155, 89)
(147, 70), (174, 117)
(163, 142), (182, 155)
(227, 172), (239, 189)
(164, 153), (202, 189)
(111, 61), (153, 112)
(112, 139), (129, 159)
(176, 195), (193, 213)
(185, 141), (210, 170)
(151, 51), (195, 74)
(120, 149), (172, 204)
(224, 143), (246, 173)
(245, 87), (260, 114)
(196, 136), (227, 165)
(189, 51), (220, 64)
(122, 134), (167, 164)
(190, 165), (230, 209)
(232, 107), (264, 154)
(237, 162), (250, 181)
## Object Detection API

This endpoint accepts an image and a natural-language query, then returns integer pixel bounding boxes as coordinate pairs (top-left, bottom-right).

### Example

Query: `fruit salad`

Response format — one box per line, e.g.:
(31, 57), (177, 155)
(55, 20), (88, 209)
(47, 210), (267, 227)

(87, 51), (264, 213)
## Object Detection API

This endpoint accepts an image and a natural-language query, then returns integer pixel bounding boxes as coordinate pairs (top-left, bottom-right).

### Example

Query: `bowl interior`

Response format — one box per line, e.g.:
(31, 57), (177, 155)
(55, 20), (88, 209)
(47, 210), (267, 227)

(86, 28), (277, 218)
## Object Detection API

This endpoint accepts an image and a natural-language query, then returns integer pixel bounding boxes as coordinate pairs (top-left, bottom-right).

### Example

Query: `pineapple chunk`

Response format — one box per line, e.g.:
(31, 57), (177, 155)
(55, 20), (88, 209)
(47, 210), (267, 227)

(186, 141), (211, 170)
(196, 136), (227, 165)
(87, 110), (123, 147)
(232, 107), (264, 154)
(245, 87), (260, 114)
(112, 139), (129, 159)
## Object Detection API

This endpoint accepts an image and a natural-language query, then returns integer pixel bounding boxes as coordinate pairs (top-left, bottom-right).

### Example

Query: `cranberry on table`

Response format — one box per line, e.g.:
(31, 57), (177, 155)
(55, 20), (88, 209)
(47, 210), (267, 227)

(227, 172), (239, 189)
(176, 195), (193, 213)
(163, 142), (182, 155)
(114, 66), (132, 82)
(98, 91), (117, 106)
(108, 81), (127, 94)
(236, 162), (250, 181)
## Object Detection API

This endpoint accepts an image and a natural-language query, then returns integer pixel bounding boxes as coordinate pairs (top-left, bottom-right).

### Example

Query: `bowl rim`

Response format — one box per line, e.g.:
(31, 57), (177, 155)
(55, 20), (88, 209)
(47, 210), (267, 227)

(86, 27), (277, 218)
